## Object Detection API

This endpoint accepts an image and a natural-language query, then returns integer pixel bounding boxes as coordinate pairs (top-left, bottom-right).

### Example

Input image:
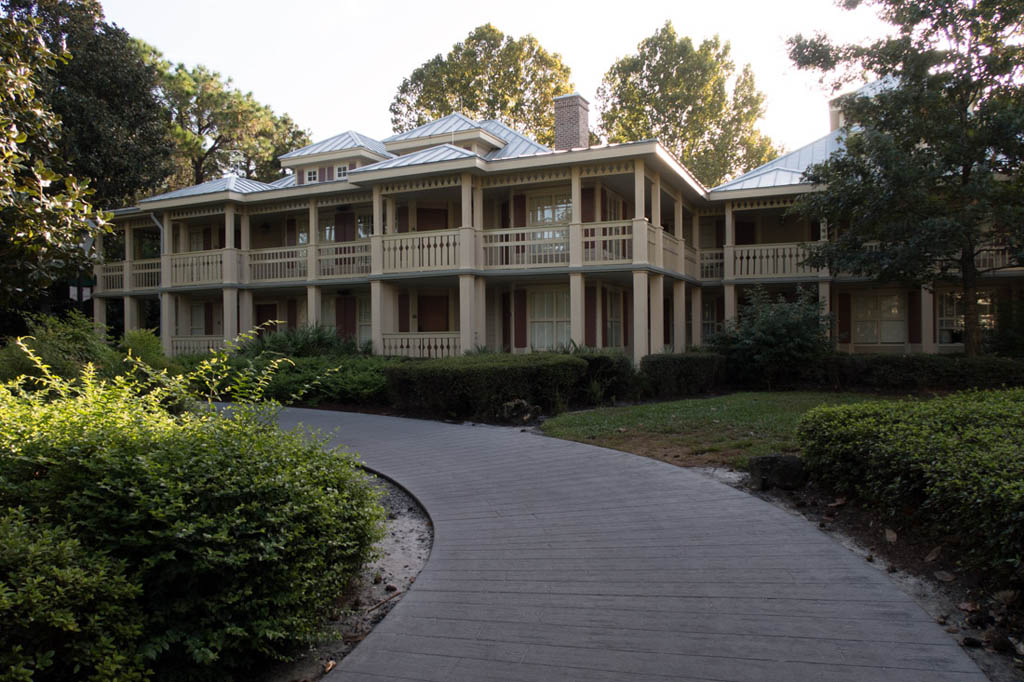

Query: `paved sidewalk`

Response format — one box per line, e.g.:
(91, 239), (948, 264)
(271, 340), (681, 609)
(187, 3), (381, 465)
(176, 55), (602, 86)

(276, 408), (986, 682)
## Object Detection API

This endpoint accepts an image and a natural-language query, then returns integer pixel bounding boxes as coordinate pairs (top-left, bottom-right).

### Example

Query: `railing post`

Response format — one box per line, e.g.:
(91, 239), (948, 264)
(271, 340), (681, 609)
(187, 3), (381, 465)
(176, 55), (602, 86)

(632, 218), (648, 265)
(160, 213), (172, 289)
(569, 223), (583, 267)
(308, 199), (318, 281)
(458, 226), (475, 270)
(371, 235), (383, 274)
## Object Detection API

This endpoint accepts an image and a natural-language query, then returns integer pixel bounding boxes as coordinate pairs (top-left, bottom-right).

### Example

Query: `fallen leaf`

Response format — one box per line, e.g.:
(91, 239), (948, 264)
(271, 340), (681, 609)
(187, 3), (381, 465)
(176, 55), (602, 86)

(958, 601), (980, 613)
(935, 570), (956, 582)
(885, 528), (898, 544)
(994, 590), (1018, 605)
(324, 660), (337, 673)
(924, 546), (941, 562)
(827, 497), (847, 508)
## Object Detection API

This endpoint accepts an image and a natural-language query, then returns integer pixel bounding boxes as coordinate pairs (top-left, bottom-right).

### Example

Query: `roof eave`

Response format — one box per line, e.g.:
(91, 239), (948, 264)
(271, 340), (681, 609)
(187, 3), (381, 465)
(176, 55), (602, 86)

(279, 148), (391, 168)
(709, 183), (822, 201)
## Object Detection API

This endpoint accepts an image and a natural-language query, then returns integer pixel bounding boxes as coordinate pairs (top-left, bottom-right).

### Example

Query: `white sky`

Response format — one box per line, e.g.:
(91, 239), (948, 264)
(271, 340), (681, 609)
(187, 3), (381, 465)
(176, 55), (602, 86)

(99, 0), (893, 153)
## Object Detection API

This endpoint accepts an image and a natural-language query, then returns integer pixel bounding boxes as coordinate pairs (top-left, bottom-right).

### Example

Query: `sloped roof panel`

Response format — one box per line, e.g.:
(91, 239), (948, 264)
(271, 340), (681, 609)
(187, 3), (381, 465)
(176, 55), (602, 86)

(382, 113), (479, 142)
(140, 175), (276, 203)
(279, 130), (390, 159)
(267, 174), (296, 189)
(711, 130), (845, 193)
(350, 144), (479, 173)
(478, 120), (550, 159)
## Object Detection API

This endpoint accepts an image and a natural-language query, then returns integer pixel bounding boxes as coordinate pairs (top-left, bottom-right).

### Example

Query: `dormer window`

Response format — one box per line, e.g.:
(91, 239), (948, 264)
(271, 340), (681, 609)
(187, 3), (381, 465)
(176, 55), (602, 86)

(335, 165), (348, 181)
(305, 169), (318, 184)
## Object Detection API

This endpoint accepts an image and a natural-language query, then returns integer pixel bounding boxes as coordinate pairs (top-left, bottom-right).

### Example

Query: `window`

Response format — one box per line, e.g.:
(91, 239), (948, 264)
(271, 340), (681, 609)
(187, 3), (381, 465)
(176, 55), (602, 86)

(938, 291), (995, 344)
(305, 169), (318, 184)
(190, 303), (205, 336)
(356, 212), (373, 239)
(853, 294), (905, 344)
(335, 165), (348, 181)
(357, 297), (372, 346)
(527, 192), (571, 226)
(604, 192), (622, 221)
(606, 290), (622, 347)
(529, 290), (570, 350)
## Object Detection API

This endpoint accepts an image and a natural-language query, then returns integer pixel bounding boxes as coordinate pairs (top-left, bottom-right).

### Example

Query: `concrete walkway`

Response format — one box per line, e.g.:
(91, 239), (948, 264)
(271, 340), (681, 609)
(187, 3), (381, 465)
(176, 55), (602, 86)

(276, 408), (986, 682)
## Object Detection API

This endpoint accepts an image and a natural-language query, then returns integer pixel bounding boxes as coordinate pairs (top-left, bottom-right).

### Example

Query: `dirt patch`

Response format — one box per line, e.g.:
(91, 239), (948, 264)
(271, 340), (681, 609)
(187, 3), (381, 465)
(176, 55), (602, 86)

(580, 432), (751, 469)
(256, 475), (432, 682)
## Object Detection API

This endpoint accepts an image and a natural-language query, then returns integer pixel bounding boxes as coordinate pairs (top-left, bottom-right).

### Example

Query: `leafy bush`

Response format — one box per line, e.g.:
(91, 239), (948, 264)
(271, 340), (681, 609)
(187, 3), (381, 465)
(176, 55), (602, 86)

(0, 310), (120, 382)
(640, 353), (724, 398)
(987, 296), (1024, 357)
(820, 353), (1024, 391)
(385, 353), (587, 421)
(798, 389), (1024, 583)
(0, 510), (147, 682)
(0, 347), (386, 681)
(571, 351), (635, 404)
(235, 325), (367, 359)
(262, 355), (402, 406)
(709, 285), (832, 389)
(118, 329), (169, 371)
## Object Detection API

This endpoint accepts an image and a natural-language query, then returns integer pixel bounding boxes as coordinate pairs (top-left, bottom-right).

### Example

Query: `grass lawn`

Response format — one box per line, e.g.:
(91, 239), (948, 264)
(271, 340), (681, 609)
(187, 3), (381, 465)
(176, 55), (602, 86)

(541, 392), (880, 470)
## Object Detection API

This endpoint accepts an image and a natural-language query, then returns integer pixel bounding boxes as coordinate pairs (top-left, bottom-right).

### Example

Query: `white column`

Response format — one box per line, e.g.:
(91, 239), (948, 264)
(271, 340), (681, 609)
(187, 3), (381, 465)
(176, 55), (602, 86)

(474, 276), (486, 349)
(691, 286), (703, 347)
(673, 279), (686, 353)
(473, 185), (484, 229)
(240, 211), (250, 251)
(651, 172), (661, 228)
(921, 286), (937, 353)
(724, 284), (737, 323)
(224, 204), (235, 249)
(723, 201), (735, 282)
(570, 272), (585, 347)
(385, 197), (396, 234)
(307, 199), (318, 281)
(459, 175), (476, 269)
(632, 270), (649, 365)
(371, 186), (383, 275)
(239, 289), (253, 335)
(306, 285), (322, 327)
(161, 214), (172, 291)
(124, 224), (135, 278)
(124, 296), (138, 331)
(160, 291), (173, 354)
(459, 274), (475, 353)
(222, 288), (238, 341)
(819, 281), (831, 316)
(93, 296), (107, 331)
(632, 160), (647, 264)
(691, 213), (701, 280)
(595, 281), (604, 349)
(570, 166), (583, 267)
(649, 273), (664, 354)
(371, 279), (384, 354)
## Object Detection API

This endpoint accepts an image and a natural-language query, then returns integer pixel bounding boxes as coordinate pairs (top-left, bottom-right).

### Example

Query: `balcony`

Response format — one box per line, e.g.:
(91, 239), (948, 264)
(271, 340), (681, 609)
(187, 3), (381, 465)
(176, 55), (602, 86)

(731, 243), (817, 280)
(481, 226), (568, 269)
(171, 335), (226, 355)
(247, 246), (308, 282)
(381, 229), (460, 273)
(583, 220), (633, 264)
(171, 251), (224, 285)
(380, 332), (460, 358)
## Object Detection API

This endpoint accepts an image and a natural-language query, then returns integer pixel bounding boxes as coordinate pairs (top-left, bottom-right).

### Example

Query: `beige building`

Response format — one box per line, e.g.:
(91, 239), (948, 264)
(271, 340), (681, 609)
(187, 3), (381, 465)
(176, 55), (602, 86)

(94, 94), (1023, 363)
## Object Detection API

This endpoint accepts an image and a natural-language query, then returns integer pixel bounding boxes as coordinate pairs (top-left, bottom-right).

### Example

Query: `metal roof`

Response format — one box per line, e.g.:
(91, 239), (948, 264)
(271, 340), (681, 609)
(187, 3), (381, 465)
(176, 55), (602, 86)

(279, 130), (391, 159)
(350, 144), (479, 173)
(140, 175), (276, 203)
(478, 120), (550, 159)
(383, 113), (480, 142)
(267, 174), (296, 189)
(711, 130), (845, 193)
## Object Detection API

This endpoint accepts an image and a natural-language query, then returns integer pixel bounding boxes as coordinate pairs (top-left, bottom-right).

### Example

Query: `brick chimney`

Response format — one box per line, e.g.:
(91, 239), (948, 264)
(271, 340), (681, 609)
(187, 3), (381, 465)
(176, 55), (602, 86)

(553, 93), (589, 151)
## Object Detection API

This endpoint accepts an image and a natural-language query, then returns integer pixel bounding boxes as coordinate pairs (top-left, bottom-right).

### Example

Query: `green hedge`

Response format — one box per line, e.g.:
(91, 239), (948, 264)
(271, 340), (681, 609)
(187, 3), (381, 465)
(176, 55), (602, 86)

(639, 353), (724, 398)
(572, 351), (635, 404)
(262, 355), (402, 406)
(385, 353), (587, 421)
(818, 353), (1024, 391)
(798, 389), (1024, 583)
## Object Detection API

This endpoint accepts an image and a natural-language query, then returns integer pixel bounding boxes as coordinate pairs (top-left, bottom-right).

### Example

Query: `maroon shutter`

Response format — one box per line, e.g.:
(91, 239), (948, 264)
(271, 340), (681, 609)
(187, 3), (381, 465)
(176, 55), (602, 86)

(514, 290), (527, 349)
(501, 292), (511, 350)
(500, 201), (510, 229)
(318, 167), (326, 183)
(396, 206), (409, 233)
(810, 221), (821, 241)
(204, 301), (214, 335)
(338, 213), (355, 242)
(601, 288), (608, 346)
(623, 294), (631, 347)
(624, 201), (632, 220)
(285, 218), (297, 246)
(838, 293), (851, 343)
(326, 166), (334, 181)
(715, 220), (725, 248)
(398, 293), (410, 333)
(202, 227), (212, 251)
(600, 189), (607, 221)
(585, 286), (596, 347)
(286, 299), (298, 330)
(581, 188), (595, 222)
(335, 297), (357, 338)
(296, 168), (304, 185)
(513, 195), (526, 228)
(736, 221), (756, 245)
(716, 296), (725, 323)
(908, 290), (922, 344)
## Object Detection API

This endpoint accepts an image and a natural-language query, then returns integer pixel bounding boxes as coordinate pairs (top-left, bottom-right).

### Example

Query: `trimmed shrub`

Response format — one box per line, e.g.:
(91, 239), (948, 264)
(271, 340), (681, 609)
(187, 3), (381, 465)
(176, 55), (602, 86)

(385, 353), (587, 421)
(0, 311), (120, 382)
(820, 353), (1024, 391)
(262, 355), (401, 406)
(0, 358), (386, 681)
(235, 325), (367, 359)
(640, 353), (724, 398)
(0, 510), (147, 682)
(118, 329), (169, 371)
(571, 351), (635, 405)
(798, 389), (1024, 583)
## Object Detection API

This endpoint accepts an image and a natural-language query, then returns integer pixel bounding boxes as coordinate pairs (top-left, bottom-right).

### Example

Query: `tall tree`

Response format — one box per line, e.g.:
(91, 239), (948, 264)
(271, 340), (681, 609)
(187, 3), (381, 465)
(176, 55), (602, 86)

(1, 0), (175, 209)
(597, 22), (780, 188)
(789, 0), (1024, 356)
(233, 112), (310, 183)
(390, 24), (573, 146)
(0, 14), (106, 309)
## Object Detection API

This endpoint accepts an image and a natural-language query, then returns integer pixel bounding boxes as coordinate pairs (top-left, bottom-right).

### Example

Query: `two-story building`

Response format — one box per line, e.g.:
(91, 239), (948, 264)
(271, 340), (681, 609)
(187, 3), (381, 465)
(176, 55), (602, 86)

(94, 93), (1023, 363)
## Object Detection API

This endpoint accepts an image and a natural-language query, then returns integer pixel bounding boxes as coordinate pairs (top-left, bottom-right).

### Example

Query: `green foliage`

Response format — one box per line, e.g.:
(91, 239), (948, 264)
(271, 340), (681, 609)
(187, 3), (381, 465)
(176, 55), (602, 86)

(390, 24), (573, 147)
(262, 355), (401, 407)
(640, 353), (724, 399)
(789, 0), (1024, 355)
(118, 329), (168, 371)
(235, 324), (367, 359)
(798, 389), (1024, 582)
(820, 353), (1024, 391)
(0, 14), (107, 309)
(0, 340), (385, 681)
(0, 310), (120, 382)
(709, 286), (832, 389)
(385, 353), (587, 421)
(0, 509), (147, 682)
(987, 296), (1024, 357)
(597, 21), (780, 187)
(570, 350), (635, 405)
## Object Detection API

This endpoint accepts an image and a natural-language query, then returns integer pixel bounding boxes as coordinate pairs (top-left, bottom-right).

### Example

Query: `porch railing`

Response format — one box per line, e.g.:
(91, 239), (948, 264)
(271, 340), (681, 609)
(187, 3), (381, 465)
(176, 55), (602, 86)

(318, 241), (371, 278)
(171, 251), (223, 285)
(732, 243), (815, 279)
(583, 220), (633, 264)
(976, 246), (1017, 271)
(171, 335), (225, 356)
(131, 259), (161, 289)
(382, 229), (460, 272)
(381, 332), (460, 358)
(685, 246), (698, 279)
(701, 249), (724, 279)
(663, 233), (680, 273)
(481, 226), (568, 268)
(99, 263), (125, 291)
(247, 245), (308, 282)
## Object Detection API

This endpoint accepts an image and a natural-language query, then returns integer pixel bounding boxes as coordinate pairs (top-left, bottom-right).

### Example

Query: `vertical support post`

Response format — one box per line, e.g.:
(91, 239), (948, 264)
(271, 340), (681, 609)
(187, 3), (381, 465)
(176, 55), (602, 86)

(372, 186), (383, 236)
(673, 194), (684, 273)
(160, 291), (173, 355)
(632, 159), (647, 265)
(307, 199), (318, 281)
(673, 279), (686, 353)
(724, 284), (737, 323)
(570, 272), (585, 347)
(371, 279), (383, 354)
(124, 296), (138, 331)
(921, 286), (936, 353)
(473, 185), (484, 229)
(93, 296), (107, 330)
(651, 172), (661, 228)
(595, 281), (604, 349)
(459, 274), (475, 354)
(124, 223), (135, 281)
(691, 213), (701, 280)
(649, 274), (664, 354)
(724, 201), (735, 281)
(239, 289), (253, 335)
(570, 166), (583, 267)
(222, 287), (238, 341)
(306, 285), (321, 327)
(385, 197), (396, 235)
(459, 174), (475, 269)
(371, 186), (383, 274)
(240, 211), (250, 251)
(224, 204), (235, 249)
(474, 276), (486, 349)
(632, 270), (649, 366)
(161, 214), (172, 289)
(691, 286), (703, 347)
(222, 204), (238, 286)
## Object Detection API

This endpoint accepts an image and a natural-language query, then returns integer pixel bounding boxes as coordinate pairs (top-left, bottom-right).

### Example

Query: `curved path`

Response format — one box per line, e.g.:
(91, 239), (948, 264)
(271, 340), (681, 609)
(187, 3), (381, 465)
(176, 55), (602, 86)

(277, 408), (985, 682)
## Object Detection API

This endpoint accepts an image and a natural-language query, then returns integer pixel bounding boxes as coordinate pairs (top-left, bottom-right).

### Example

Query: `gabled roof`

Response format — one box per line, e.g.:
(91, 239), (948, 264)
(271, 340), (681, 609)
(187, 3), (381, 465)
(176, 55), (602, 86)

(267, 174), (296, 189)
(478, 119), (550, 159)
(279, 130), (391, 160)
(351, 144), (479, 173)
(711, 130), (845, 193)
(383, 112), (480, 142)
(140, 175), (276, 203)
